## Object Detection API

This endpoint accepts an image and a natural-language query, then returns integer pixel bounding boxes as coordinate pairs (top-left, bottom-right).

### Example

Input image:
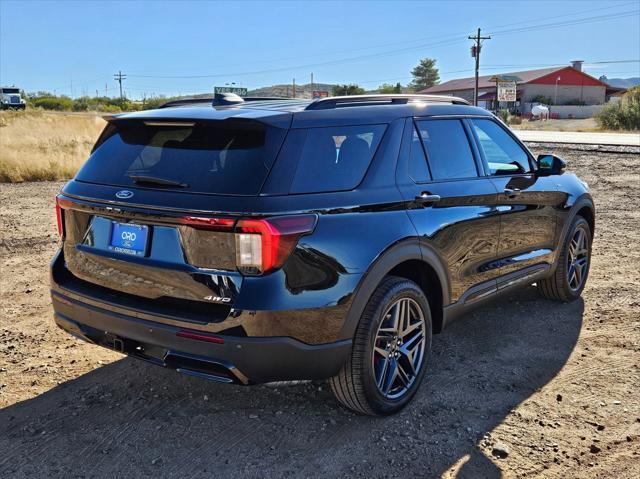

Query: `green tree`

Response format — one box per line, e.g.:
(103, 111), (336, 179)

(379, 82), (402, 93)
(332, 84), (365, 96)
(410, 58), (440, 91)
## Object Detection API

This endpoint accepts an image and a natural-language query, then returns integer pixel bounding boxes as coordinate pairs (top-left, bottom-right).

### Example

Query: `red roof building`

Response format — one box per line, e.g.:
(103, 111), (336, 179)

(420, 62), (610, 112)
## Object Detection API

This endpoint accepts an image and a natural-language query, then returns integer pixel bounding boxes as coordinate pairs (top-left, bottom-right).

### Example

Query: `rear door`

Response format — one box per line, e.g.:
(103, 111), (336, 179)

(466, 118), (561, 280)
(396, 117), (501, 304)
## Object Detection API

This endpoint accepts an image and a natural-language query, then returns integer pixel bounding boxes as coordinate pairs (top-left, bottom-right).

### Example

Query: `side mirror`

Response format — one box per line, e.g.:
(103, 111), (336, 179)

(537, 154), (566, 175)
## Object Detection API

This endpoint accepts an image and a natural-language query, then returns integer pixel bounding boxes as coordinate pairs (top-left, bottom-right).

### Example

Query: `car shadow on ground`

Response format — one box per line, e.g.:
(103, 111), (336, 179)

(0, 286), (584, 478)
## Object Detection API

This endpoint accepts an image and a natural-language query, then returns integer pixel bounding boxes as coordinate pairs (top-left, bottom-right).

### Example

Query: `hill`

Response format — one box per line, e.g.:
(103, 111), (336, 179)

(247, 83), (336, 99)
(603, 77), (640, 89)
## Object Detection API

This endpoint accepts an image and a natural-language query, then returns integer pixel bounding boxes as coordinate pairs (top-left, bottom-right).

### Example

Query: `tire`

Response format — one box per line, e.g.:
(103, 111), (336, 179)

(329, 276), (432, 416)
(539, 215), (592, 302)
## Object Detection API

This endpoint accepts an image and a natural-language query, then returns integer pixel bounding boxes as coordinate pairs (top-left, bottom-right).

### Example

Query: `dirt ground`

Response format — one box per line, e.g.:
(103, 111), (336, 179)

(511, 118), (600, 132)
(1, 144), (639, 478)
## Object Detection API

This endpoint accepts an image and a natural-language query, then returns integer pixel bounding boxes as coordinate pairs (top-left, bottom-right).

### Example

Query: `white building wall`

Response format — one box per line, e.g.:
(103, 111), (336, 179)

(521, 84), (606, 105)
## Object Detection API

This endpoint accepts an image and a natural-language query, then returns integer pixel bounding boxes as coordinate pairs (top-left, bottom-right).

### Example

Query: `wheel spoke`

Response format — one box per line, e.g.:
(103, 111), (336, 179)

(374, 346), (389, 359)
(401, 320), (419, 337)
(568, 265), (577, 287)
(382, 358), (398, 395)
(375, 356), (389, 389)
(396, 361), (412, 386)
(574, 264), (582, 286)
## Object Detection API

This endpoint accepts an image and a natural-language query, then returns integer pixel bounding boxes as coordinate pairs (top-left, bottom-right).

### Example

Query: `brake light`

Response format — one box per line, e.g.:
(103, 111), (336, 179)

(235, 215), (317, 275)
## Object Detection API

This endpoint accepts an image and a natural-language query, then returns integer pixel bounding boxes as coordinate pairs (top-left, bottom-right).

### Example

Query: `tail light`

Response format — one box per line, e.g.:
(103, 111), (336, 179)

(234, 215), (317, 275)
(55, 195), (72, 238)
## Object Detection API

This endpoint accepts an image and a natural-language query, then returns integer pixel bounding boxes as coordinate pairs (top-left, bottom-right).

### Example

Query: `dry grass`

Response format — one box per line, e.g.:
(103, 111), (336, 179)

(510, 118), (601, 132)
(0, 110), (105, 182)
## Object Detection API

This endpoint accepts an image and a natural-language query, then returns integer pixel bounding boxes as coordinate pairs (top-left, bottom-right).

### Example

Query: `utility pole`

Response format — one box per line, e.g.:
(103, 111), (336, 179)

(114, 70), (127, 101)
(469, 28), (491, 106)
(292, 78), (296, 98)
(310, 72), (314, 91)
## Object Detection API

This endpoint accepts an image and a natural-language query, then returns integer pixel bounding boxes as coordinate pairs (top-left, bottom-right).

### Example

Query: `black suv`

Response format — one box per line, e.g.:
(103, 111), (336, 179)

(51, 94), (594, 415)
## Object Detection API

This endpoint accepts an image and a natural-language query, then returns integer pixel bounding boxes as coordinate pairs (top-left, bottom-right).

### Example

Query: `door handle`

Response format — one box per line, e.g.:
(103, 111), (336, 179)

(504, 188), (521, 197)
(414, 192), (441, 205)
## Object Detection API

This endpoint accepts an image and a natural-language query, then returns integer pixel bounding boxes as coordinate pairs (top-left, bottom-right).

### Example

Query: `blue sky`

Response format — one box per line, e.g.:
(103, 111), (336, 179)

(1, 0), (638, 99)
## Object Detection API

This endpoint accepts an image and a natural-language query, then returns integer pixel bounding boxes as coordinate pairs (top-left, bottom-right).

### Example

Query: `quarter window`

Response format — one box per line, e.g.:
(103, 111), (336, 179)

(414, 119), (478, 180)
(289, 124), (386, 194)
(470, 119), (531, 175)
(408, 125), (431, 182)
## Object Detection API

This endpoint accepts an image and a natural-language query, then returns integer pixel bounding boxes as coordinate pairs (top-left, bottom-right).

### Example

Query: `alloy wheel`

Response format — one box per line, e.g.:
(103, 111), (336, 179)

(372, 297), (427, 399)
(567, 227), (589, 291)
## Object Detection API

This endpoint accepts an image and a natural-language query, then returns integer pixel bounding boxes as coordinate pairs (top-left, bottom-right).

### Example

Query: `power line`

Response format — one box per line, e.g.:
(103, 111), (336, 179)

(124, 7), (638, 82)
(124, 1), (637, 77)
(114, 70), (127, 100)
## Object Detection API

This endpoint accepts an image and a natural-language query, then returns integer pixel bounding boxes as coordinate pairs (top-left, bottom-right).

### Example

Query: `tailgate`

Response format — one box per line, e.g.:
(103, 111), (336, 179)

(57, 195), (246, 317)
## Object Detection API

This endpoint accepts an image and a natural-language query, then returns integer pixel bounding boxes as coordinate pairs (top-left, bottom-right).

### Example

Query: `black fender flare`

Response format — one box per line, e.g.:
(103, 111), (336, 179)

(339, 238), (450, 340)
(553, 193), (595, 270)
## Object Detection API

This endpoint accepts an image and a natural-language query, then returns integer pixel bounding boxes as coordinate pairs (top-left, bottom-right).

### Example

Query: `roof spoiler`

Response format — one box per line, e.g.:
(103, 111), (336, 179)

(305, 94), (469, 110)
(158, 95), (299, 109)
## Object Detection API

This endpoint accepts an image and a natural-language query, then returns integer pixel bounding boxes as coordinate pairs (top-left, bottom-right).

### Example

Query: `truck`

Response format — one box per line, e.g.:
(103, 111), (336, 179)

(1, 87), (26, 110)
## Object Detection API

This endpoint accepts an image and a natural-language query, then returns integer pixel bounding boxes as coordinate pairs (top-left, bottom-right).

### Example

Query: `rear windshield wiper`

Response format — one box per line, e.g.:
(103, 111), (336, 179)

(128, 174), (188, 188)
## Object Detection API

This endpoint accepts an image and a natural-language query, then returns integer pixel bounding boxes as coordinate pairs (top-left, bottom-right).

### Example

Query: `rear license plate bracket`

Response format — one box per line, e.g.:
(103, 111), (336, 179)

(108, 221), (150, 257)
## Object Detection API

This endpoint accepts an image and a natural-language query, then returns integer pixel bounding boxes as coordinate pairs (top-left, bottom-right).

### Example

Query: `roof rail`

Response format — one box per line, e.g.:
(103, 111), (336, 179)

(305, 94), (469, 110)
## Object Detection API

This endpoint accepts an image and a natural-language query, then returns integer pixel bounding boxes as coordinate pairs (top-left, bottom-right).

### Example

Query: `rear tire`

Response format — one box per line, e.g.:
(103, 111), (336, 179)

(539, 215), (591, 302)
(329, 276), (432, 416)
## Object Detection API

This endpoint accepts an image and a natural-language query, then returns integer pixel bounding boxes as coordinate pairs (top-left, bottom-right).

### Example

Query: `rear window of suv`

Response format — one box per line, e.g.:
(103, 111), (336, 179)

(289, 124), (386, 194)
(75, 119), (287, 195)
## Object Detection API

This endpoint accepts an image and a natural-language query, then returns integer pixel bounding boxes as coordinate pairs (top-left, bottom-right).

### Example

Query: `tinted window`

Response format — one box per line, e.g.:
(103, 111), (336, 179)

(290, 124), (386, 193)
(408, 125), (431, 183)
(471, 119), (531, 175)
(415, 119), (477, 180)
(75, 120), (286, 195)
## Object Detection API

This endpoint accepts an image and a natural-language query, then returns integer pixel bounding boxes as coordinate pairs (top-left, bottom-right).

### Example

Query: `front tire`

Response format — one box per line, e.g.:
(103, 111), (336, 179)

(539, 215), (592, 301)
(329, 276), (432, 415)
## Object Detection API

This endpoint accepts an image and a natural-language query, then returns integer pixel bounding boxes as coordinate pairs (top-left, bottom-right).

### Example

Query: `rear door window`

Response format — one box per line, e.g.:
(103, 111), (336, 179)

(75, 119), (287, 195)
(289, 124), (386, 194)
(414, 119), (478, 180)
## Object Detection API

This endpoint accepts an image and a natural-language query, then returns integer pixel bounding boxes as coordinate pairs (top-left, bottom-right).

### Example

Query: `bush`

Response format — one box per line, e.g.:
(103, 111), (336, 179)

(596, 87), (640, 131)
(32, 96), (74, 111)
(496, 110), (510, 123)
(530, 95), (552, 105)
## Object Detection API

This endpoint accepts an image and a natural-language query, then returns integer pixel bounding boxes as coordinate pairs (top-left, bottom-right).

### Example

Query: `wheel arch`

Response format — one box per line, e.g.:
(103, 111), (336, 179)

(340, 238), (450, 339)
(560, 193), (595, 244)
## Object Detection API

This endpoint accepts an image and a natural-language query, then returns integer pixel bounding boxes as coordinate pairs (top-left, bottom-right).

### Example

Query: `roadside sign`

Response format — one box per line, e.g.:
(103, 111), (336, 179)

(214, 86), (248, 97)
(497, 81), (517, 102)
(312, 90), (329, 99)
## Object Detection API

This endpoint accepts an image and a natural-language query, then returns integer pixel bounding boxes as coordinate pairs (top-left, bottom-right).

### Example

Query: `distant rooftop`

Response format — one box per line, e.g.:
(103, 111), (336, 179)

(420, 65), (609, 93)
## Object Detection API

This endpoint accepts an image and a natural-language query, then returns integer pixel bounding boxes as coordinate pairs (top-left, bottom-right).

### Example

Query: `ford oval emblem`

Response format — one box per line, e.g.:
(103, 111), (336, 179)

(115, 190), (134, 199)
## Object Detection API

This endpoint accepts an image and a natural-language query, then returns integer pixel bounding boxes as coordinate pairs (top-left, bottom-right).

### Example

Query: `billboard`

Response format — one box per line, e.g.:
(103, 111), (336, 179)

(497, 81), (517, 102)
(312, 90), (329, 99)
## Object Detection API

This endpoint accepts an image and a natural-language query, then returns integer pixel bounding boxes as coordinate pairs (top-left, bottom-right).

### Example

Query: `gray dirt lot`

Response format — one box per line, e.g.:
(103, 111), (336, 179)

(1, 144), (639, 478)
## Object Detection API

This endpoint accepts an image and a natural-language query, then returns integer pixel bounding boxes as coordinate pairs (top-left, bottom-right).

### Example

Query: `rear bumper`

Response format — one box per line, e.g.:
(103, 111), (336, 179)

(51, 290), (351, 384)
